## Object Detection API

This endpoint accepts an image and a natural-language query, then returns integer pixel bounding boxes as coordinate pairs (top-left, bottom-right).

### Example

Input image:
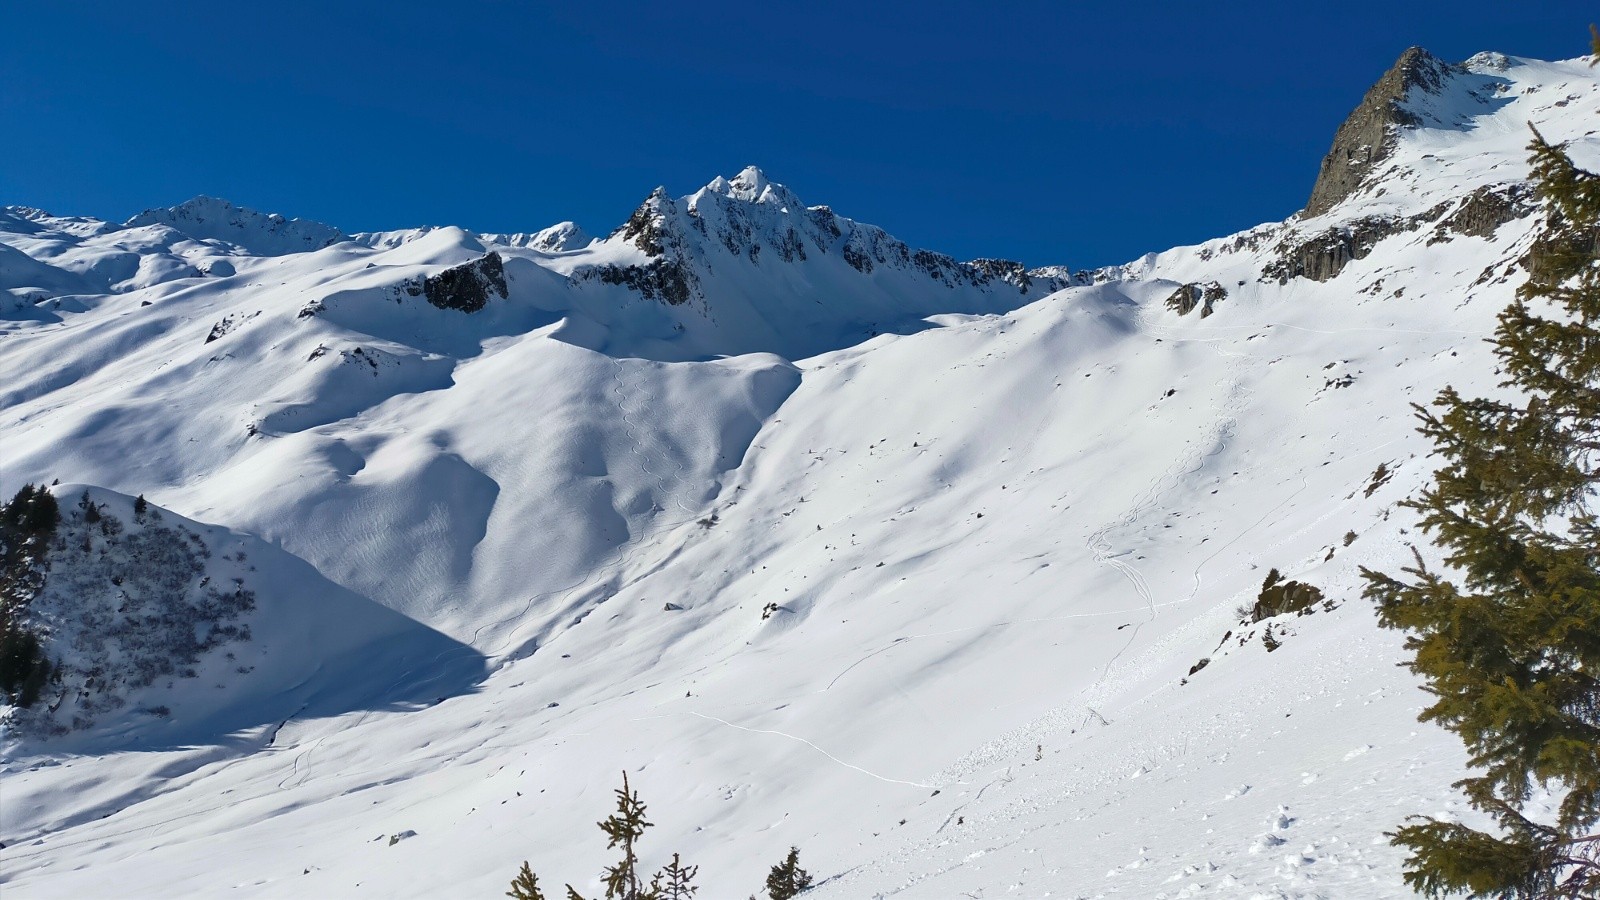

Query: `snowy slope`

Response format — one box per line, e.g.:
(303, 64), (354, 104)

(6, 487), (481, 751)
(0, 163), (1072, 652)
(124, 196), (346, 257)
(0, 49), (1595, 899)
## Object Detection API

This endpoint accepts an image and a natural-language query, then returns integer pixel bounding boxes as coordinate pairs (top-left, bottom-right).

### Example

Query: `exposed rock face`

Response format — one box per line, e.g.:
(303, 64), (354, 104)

(1248, 569), (1327, 623)
(1164, 281), (1228, 317)
(1028, 263), (1123, 286)
(205, 315), (237, 343)
(581, 187), (702, 305)
(1429, 183), (1536, 243)
(1265, 190), (1510, 284)
(574, 167), (1074, 312)
(616, 187), (676, 257)
(591, 259), (697, 305)
(1164, 284), (1197, 315)
(1263, 217), (1407, 283)
(968, 258), (1042, 293)
(408, 252), (508, 313)
(1303, 47), (1455, 218)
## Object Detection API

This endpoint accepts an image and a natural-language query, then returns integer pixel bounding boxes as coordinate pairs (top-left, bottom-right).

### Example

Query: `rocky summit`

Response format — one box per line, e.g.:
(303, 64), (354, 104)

(1, 45), (1596, 899)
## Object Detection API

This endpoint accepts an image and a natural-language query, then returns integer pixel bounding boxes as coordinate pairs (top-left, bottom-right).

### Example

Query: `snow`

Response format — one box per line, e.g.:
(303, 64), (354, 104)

(0, 51), (1595, 899)
(124, 196), (346, 257)
(9, 487), (481, 753)
(482, 221), (596, 253)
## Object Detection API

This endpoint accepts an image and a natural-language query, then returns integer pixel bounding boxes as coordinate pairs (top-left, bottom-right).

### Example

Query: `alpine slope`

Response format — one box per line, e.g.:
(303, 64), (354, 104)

(1, 47), (1596, 899)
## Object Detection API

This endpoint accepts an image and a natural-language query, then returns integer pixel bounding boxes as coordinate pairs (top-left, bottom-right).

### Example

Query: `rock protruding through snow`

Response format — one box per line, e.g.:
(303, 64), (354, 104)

(1303, 47), (1455, 218)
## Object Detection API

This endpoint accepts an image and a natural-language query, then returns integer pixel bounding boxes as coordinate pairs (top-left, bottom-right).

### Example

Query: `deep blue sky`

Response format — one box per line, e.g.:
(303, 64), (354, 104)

(2, 2), (1593, 268)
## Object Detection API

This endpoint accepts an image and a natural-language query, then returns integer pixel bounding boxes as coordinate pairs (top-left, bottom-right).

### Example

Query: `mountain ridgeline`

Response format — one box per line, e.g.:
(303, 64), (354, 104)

(0, 43), (1595, 900)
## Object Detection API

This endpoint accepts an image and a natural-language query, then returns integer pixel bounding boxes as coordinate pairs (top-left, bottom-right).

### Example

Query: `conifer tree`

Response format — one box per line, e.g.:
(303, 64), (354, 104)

(0, 483), (58, 705)
(764, 847), (812, 900)
(648, 852), (698, 900)
(597, 771), (654, 899)
(1361, 34), (1600, 897)
(507, 861), (547, 900)
(508, 772), (700, 900)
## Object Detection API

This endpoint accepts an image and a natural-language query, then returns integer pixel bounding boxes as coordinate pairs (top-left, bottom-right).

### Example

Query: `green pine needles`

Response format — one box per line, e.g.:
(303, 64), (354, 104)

(507, 862), (545, 900)
(764, 847), (812, 900)
(597, 772), (655, 900)
(1360, 34), (1600, 899)
(509, 771), (678, 900)
(0, 483), (61, 706)
(508, 772), (809, 899)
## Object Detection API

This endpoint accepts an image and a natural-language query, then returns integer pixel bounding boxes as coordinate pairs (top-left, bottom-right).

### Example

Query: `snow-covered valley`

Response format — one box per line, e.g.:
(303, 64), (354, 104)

(1, 49), (1596, 898)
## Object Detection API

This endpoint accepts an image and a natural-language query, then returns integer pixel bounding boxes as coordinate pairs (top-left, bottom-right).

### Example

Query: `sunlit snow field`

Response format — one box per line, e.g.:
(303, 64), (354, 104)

(1, 52), (1595, 899)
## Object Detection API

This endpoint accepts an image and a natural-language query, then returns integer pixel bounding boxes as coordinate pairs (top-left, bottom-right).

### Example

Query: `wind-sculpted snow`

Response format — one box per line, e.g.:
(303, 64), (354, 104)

(0, 50), (1596, 900)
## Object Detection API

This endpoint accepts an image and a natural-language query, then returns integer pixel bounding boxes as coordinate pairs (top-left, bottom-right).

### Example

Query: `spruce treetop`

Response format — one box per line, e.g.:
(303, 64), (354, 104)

(1361, 32), (1600, 895)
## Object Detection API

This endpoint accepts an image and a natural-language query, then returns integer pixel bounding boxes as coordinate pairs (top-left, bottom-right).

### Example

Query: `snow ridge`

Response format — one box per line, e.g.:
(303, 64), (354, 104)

(0, 47), (1596, 900)
(125, 196), (345, 256)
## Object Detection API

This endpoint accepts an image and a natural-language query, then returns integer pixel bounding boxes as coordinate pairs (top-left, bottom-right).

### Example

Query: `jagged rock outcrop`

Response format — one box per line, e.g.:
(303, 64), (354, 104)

(617, 187), (675, 256)
(577, 185), (704, 305)
(968, 258), (1042, 293)
(1164, 281), (1228, 317)
(1266, 191), (1503, 283)
(1263, 217), (1409, 283)
(576, 168), (1072, 311)
(591, 258), (697, 305)
(405, 251), (508, 313)
(1303, 48), (1456, 218)
(1428, 183), (1536, 243)
(1029, 263), (1123, 286)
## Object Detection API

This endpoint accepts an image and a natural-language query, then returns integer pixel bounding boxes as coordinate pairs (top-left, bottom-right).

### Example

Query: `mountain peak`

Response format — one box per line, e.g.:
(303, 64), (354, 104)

(1388, 46), (1455, 99)
(484, 221), (594, 253)
(529, 221), (593, 252)
(1302, 46), (1460, 218)
(1463, 50), (1513, 73)
(730, 165), (771, 194)
(125, 196), (346, 255)
(572, 165), (1072, 352)
(699, 166), (801, 210)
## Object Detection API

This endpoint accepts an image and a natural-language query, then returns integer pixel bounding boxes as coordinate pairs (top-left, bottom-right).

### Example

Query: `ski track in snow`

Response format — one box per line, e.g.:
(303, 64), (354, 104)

(680, 711), (943, 790)
(1, 52), (1594, 899)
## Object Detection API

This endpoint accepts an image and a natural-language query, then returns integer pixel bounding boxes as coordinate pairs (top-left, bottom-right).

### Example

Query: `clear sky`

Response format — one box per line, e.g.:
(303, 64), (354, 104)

(3, 1), (1593, 268)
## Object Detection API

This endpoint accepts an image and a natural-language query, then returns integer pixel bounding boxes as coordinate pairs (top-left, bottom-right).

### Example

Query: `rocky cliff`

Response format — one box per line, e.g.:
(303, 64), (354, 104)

(1302, 47), (1456, 218)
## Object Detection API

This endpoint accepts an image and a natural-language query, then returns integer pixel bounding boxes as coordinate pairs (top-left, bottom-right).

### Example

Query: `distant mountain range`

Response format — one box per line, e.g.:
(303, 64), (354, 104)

(1, 46), (1594, 899)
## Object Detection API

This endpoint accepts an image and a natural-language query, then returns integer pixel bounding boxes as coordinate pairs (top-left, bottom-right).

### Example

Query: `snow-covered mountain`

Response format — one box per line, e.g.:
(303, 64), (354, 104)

(124, 196), (347, 257)
(0, 47), (1595, 898)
